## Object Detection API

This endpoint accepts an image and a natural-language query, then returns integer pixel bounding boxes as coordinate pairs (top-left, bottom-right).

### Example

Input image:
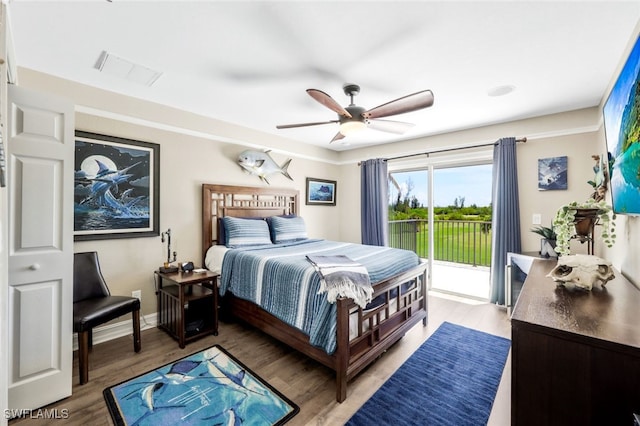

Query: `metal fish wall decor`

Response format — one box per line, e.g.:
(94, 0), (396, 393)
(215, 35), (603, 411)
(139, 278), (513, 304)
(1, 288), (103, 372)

(237, 150), (293, 184)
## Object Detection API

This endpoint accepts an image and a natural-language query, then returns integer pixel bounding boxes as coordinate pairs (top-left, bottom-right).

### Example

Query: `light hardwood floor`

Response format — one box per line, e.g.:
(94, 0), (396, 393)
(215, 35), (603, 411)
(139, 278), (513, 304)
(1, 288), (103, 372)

(9, 292), (512, 426)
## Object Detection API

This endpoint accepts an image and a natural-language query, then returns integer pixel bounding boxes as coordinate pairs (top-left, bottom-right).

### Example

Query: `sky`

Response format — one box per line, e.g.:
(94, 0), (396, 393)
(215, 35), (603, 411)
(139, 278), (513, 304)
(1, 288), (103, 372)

(390, 164), (493, 207)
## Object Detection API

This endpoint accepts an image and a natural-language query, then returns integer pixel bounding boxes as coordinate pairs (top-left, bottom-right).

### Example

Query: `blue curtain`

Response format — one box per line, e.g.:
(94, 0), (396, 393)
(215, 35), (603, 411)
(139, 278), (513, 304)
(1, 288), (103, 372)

(489, 137), (521, 305)
(361, 158), (388, 246)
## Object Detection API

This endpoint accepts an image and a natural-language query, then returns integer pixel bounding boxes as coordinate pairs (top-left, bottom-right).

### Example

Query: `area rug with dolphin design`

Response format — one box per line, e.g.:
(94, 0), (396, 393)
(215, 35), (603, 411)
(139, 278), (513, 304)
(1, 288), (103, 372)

(346, 321), (511, 425)
(103, 345), (299, 425)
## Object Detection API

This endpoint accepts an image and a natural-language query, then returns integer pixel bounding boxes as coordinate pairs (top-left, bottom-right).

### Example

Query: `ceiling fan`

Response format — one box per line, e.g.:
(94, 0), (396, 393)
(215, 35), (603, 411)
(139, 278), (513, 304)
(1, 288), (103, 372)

(276, 84), (434, 143)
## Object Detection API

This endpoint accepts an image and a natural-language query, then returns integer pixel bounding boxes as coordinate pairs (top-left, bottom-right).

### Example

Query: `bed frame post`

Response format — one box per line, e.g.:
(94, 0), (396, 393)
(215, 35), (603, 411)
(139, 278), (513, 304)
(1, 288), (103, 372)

(336, 297), (349, 402)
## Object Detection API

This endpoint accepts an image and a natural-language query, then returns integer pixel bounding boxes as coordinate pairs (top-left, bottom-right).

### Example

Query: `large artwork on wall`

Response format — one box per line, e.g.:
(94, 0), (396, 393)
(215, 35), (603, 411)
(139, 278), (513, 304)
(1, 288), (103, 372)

(74, 131), (160, 240)
(603, 35), (640, 215)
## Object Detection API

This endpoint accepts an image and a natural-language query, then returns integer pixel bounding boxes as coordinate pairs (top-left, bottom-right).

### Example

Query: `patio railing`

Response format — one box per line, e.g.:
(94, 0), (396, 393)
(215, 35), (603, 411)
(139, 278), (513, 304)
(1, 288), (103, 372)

(389, 219), (492, 267)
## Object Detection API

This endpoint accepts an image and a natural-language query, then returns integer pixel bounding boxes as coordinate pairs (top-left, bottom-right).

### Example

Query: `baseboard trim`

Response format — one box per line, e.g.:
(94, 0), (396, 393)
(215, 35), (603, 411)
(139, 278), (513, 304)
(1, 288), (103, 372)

(72, 313), (157, 351)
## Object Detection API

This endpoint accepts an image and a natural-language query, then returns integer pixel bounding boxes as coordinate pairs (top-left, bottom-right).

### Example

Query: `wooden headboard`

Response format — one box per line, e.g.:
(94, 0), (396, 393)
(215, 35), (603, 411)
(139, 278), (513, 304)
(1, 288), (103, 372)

(201, 184), (299, 261)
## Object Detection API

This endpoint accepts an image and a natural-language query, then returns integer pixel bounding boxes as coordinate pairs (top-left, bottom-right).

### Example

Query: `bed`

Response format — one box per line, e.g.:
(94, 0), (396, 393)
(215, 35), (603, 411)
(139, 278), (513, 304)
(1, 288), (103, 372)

(201, 183), (428, 402)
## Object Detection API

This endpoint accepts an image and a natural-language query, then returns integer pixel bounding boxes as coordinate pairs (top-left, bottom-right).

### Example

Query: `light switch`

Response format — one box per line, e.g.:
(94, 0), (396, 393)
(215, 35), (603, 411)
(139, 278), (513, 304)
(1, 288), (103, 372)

(532, 213), (542, 225)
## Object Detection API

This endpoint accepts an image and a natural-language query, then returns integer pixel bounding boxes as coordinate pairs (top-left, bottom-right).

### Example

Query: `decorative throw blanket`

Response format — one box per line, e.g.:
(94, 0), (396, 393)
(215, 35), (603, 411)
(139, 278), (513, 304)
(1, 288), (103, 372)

(306, 255), (373, 309)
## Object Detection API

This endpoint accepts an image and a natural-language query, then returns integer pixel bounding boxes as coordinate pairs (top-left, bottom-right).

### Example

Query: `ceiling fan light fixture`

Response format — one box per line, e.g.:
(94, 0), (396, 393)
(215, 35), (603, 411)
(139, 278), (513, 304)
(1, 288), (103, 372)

(339, 120), (366, 136)
(277, 84), (434, 143)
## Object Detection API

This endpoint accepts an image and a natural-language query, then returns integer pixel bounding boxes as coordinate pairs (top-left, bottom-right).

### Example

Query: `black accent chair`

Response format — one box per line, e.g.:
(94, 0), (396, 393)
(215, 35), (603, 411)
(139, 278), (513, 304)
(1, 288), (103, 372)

(73, 251), (141, 384)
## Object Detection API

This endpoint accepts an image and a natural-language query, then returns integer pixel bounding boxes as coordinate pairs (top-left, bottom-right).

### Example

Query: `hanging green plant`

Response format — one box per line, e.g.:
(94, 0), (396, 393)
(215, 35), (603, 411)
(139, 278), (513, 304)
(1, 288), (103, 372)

(552, 199), (616, 256)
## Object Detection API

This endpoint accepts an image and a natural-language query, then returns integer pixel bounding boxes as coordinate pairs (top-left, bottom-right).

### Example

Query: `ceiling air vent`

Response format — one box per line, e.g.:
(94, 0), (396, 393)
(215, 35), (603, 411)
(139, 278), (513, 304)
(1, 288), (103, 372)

(94, 51), (162, 86)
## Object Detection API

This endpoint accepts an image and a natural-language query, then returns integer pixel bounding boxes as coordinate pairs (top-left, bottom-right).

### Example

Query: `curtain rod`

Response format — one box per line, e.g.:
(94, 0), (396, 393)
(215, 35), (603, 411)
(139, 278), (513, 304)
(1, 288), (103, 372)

(358, 137), (527, 165)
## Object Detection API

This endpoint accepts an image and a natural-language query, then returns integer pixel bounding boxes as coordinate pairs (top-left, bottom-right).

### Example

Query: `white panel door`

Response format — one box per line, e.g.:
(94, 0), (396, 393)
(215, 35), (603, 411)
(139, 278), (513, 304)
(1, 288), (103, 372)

(7, 85), (74, 410)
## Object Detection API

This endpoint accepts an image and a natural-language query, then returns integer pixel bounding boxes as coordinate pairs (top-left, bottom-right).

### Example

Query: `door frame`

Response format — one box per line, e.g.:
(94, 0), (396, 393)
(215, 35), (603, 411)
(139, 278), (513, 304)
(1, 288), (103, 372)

(1, 2), (15, 422)
(388, 150), (493, 296)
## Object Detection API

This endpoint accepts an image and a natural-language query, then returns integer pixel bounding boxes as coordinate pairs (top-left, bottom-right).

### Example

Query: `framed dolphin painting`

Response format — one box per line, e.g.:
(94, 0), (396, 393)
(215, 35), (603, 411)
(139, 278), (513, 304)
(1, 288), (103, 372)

(74, 131), (160, 241)
(306, 177), (337, 206)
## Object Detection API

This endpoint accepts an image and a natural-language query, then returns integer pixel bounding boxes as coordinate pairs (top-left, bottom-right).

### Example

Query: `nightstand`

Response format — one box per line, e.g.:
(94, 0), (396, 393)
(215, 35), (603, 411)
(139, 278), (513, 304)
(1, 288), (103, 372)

(155, 269), (219, 348)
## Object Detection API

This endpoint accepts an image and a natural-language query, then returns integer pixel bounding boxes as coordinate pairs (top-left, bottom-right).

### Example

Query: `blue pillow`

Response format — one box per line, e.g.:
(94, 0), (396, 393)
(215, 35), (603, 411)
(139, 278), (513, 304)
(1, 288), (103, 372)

(218, 216), (264, 245)
(222, 217), (272, 248)
(269, 216), (307, 243)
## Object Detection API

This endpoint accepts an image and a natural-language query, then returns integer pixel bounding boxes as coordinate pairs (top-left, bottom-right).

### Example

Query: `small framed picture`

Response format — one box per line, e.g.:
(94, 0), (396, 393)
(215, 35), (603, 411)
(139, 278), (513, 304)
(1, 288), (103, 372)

(538, 156), (568, 190)
(306, 177), (337, 206)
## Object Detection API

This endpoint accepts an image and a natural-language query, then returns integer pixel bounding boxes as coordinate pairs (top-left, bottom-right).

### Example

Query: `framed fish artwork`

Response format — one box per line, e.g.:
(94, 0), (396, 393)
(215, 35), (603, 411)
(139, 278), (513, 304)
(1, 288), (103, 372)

(74, 131), (160, 241)
(306, 177), (337, 206)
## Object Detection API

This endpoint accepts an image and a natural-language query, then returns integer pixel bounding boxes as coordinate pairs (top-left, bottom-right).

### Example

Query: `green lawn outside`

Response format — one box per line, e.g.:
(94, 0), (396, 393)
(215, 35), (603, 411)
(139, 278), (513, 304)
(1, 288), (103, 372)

(389, 220), (492, 267)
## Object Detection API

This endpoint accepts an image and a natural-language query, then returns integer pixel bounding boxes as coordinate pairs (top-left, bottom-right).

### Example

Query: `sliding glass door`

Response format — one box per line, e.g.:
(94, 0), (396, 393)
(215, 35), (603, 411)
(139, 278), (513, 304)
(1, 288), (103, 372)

(389, 162), (492, 300)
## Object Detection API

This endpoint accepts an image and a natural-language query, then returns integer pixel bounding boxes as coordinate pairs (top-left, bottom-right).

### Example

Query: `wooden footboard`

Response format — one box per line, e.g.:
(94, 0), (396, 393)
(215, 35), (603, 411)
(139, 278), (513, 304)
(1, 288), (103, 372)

(223, 260), (428, 402)
(202, 183), (429, 402)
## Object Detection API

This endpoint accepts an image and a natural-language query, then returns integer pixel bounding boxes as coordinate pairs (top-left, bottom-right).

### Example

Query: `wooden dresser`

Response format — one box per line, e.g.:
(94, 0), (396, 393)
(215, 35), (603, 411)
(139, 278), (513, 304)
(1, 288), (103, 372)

(511, 259), (640, 425)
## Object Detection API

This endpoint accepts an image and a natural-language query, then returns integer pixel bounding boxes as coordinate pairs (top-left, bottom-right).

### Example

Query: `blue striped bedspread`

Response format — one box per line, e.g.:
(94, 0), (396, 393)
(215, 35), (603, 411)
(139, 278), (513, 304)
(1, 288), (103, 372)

(220, 239), (420, 354)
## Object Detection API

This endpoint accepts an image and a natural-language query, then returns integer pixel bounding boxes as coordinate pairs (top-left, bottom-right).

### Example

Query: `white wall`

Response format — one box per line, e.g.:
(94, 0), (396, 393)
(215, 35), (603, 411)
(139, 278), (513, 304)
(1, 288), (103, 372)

(517, 131), (601, 255)
(337, 108), (603, 250)
(18, 69), (341, 316)
(16, 34), (640, 311)
(337, 108), (640, 288)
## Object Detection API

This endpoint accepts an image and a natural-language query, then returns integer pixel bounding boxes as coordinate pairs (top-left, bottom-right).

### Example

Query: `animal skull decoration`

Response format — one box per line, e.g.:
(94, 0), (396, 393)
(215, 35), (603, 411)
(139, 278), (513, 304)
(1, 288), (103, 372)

(547, 254), (615, 291)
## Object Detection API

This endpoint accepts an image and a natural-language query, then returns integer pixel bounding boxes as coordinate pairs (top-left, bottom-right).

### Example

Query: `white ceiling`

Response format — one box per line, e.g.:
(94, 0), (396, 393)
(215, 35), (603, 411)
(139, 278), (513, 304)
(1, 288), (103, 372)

(7, 1), (640, 151)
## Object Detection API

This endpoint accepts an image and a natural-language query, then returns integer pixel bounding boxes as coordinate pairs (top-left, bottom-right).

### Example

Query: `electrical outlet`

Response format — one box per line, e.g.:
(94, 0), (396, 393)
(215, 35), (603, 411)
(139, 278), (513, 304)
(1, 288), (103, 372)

(532, 213), (542, 225)
(132, 290), (141, 302)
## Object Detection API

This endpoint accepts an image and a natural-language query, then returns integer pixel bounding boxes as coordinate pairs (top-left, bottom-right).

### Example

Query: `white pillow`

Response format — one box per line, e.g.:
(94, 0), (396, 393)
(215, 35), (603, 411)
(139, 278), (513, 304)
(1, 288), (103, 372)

(205, 245), (229, 274)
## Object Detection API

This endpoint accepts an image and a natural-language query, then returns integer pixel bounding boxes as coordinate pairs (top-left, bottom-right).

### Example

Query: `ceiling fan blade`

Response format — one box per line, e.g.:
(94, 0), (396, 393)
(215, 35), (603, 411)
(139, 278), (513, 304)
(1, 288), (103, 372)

(330, 132), (345, 143)
(276, 120), (338, 129)
(307, 89), (352, 118)
(364, 89), (434, 119)
(367, 119), (415, 134)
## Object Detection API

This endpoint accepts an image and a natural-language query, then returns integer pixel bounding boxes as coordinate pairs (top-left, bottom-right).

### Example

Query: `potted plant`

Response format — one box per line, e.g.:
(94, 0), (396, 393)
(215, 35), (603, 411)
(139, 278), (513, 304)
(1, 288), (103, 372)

(552, 199), (616, 256)
(531, 225), (558, 257)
